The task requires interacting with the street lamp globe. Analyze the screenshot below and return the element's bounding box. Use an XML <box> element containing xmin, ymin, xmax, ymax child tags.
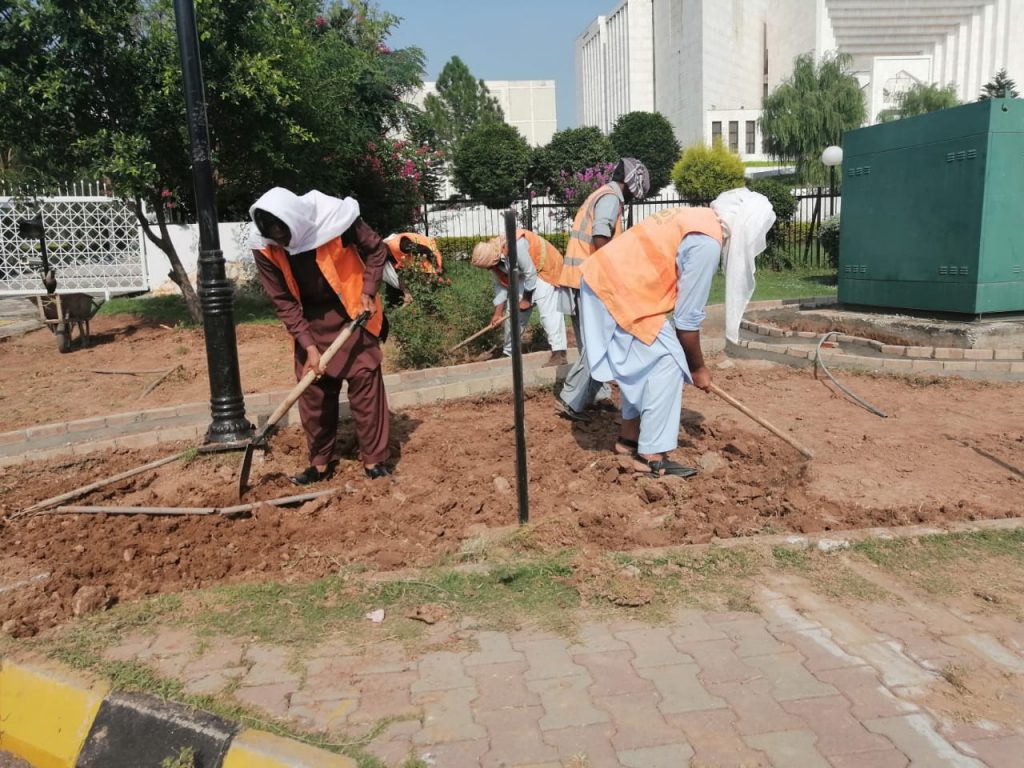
<box><xmin>821</xmin><ymin>145</ymin><xmax>843</xmax><ymax>167</ymax></box>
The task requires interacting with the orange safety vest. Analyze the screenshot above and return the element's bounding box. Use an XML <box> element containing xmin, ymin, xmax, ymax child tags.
<box><xmin>580</xmin><ymin>207</ymin><xmax>723</xmax><ymax>345</ymax></box>
<box><xmin>560</xmin><ymin>183</ymin><xmax>624</xmax><ymax>289</ymax></box>
<box><xmin>496</xmin><ymin>229</ymin><xmax>564</xmax><ymax>288</ymax></box>
<box><xmin>384</xmin><ymin>232</ymin><xmax>443</xmax><ymax>273</ymax></box>
<box><xmin>261</xmin><ymin>237</ymin><xmax>384</xmax><ymax>338</ymax></box>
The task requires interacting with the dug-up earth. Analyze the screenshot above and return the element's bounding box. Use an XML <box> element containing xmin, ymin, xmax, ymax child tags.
<box><xmin>1</xmin><ymin>308</ymin><xmax>1023</xmax><ymax>638</ymax></box>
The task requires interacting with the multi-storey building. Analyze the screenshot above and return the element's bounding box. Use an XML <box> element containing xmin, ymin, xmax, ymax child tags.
<box><xmin>576</xmin><ymin>0</ymin><xmax>1024</xmax><ymax>160</ymax></box>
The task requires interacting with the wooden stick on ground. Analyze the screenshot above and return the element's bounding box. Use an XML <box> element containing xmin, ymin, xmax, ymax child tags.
<box><xmin>20</xmin><ymin>451</ymin><xmax>188</xmax><ymax>515</ymax></box>
<box><xmin>139</xmin><ymin>365</ymin><xmax>183</xmax><ymax>399</ymax></box>
<box><xmin>51</xmin><ymin>489</ymin><xmax>335</xmax><ymax>516</ymax></box>
<box><xmin>78</xmin><ymin>368</ymin><xmax>175</xmax><ymax>376</ymax></box>
<box><xmin>708</xmin><ymin>382</ymin><xmax>815</xmax><ymax>460</ymax></box>
<box><xmin>447</xmin><ymin>315</ymin><xmax>508</xmax><ymax>354</ymax></box>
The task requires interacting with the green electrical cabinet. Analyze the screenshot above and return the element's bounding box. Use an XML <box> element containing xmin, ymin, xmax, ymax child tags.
<box><xmin>838</xmin><ymin>99</ymin><xmax>1024</xmax><ymax>315</ymax></box>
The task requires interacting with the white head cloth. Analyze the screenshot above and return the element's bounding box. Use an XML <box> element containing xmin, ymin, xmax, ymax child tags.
<box><xmin>248</xmin><ymin>187</ymin><xmax>360</xmax><ymax>254</ymax></box>
<box><xmin>711</xmin><ymin>188</ymin><xmax>776</xmax><ymax>344</ymax></box>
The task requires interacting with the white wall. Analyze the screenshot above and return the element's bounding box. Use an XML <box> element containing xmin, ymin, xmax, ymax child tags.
<box><xmin>144</xmin><ymin>221</ymin><xmax>253</xmax><ymax>295</ymax></box>
<box><xmin>706</xmin><ymin>109</ymin><xmax>767</xmax><ymax>160</ymax></box>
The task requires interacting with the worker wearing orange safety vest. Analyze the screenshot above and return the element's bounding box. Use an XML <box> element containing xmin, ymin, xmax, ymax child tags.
<box><xmin>577</xmin><ymin>189</ymin><xmax>775</xmax><ymax>479</ymax></box>
<box><xmin>556</xmin><ymin>158</ymin><xmax>651</xmax><ymax>423</ymax></box>
<box><xmin>471</xmin><ymin>229</ymin><xmax>568</xmax><ymax>367</ymax></box>
<box><xmin>250</xmin><ymin>187</ymin><xmax>394</xmax><ymax>485</ymax></box>
<box><xmin>381</xmin><ymin>232</ymin><xmax>444</xmax><ymax>305</ymax></box>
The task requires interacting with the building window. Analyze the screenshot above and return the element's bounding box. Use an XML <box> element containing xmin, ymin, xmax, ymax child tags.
<box><xmin>711</xmin><ymin>121</ymin><xmax>722</xmax><ymax>146</ymax></box>
<box><xmin>729</xmin><ymin>121</ymin><xmax>739</xmax><ymax>152</ymax></box>
<box><xmin>746</xmin><ymin>121</ymin><xmax>756</xmax><ymax>155</ymax></box>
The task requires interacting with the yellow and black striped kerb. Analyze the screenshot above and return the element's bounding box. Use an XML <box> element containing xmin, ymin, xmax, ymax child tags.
<box><xmin>0</xmin><ymin>656</ymin><xmax>355</xmax><ymax>768</ymax></box>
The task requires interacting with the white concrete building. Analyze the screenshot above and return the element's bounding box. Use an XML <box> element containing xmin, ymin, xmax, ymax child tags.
<box><xmin>576</xmin><ymin>0</ymin><xmax>1024</xmax><ymax>159</ymax></box>
<box><xmin>410</xmin><ymin>80</ymin><xmax>557</xmax><ymax>147</ymax></box>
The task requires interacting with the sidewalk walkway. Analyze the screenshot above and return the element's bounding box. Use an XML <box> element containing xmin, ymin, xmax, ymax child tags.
<box><xmin>96</xmin><ymin>558</ymin><xmax>1024</xmax><ymax>768</ymax></box>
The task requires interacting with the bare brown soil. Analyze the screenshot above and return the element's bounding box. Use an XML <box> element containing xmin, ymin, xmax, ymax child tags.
<box><xmin>3</xmin><ymin>314</ymin><xmax>1024</xmax><ymax>638</ymax></box>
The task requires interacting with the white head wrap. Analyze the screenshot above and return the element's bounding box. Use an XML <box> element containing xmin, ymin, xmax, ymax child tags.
<box><xmin>248</xmin><ymin>187</ymin><xmax>360</xmax><ymax>254</ymax></box>
<box><xmin>711</xmin><ymin>188</ymin><xmax>776</xmax><ymax>344</ymax></box>
<box><xmin>615</xmin><ymin>157</ymin><xmax>651</xmax><ymax>200</ymax></box>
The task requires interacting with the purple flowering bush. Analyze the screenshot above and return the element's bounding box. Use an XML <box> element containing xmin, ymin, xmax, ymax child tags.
<box><xmin>549</xmin><ymin>162</ymin><xmax>615</xmax><ymax>220</ymax></box>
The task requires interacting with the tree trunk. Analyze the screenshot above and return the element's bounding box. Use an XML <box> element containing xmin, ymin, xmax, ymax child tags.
<box><xmin>133</xmin><ymin>197</ymin><xmax>203</xmax><ymax>323</ymax></box>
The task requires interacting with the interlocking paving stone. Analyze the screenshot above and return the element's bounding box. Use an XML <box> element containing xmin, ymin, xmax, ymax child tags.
<box><xmin>848</xmin><ymin>641</ymin><xmax>938</xmax><ymax>689</ymax></box>
<box><xmin>566</xmin><ymin>622</ymin><xmax>630</xmax><ymax>655</ymax></box>
<box><xmin>782</xmin><ymin>695</ymin><xmax>896</xmax><ymax>756</ymax></box>
<box><xmin>957</xmin><ymin>734</ymin><xmax>1024</xmax><ymax>768</ymax></box>
<box><xmin>744</xmin><ymin>651</ymin><xmax>840</xmax><ymax>701</ymax></box>
<box><xmin>593</xmin><ymin>691</ymin><xmax>683</xmax><ymax>750</ymax></box>
<box><xmin>706</xmin><ymin>678</ymin><xmax>807</xmax><ymax>735</ymax></box>
<box><xmin>418</xmin><ymin>739</ymin><xmax>489</xmax><ymax>768</ymax></box>
<box><xmin>717</xmin><ymin>617</ymin><xmax>791</xmax><ymax>658</ymax></box>
<box><xmin>573</xmin><ymin>650</ymin><xmax>653</xmax><ymax>698</ymax></box>
<box><xmin>182</xmin><ymin>666</ymin><xmax>247</xmax><ymax>697</ymax></box>
<box><xmin>665</xmin><ymin>709</ymin><xmax>769</xmax><ymax>767</ymax></box>
<box><xmin>618</xmin><ymin>743</ymin><xmax>695</xmax><ymax>768</ymax></box>
<box><xmin>637</xmin><ymin>663</ymin><xmax>727</xmax><ymax>714</ymax></box>
<box><xmin>347</xmin><ymin>671</ymin><xmax>419</xmax><ymax>724</ymax></box>
<box><xmin>514</xmin><ymin>635</ymin><xmax>585</xmax><ymax>681</ymax></box>
<box><xmin>668</xmin><ymin>608</ymin><xmax>729</xmax><ymax>644</ymax></box>
<box><xmin>413</xmin><ymin>688</ymin><xmax>486</xmax><ymax>744</ymax></box>
<box><xmin>101</xmin><ymin>633</ymin><xmax>155</xmax><ymax>662</ymax></box>
<box><xmin>476</xmin><ymin>706</ymin><xmax>559</xmax><ymax>768</ymax></box>
<box><xmin>528</xmin><ymin>674</ymin><xmax>609</xmax><ymax>730</ymax></box>
<box><xmin>745</xmin><ymin>729</ymin><xmax>831</xmax><ymax>768</ymax></box>
<box><xmin>241</xmin><ymin>644</ymin><xmax>301</xmax><ymax>687</ymax></box>
<box><xmin>542</xmin><ymin>723</ymin><xmax>619</xmax><ymax>766</ymax></box>
<box><xmin>812</xmin><ymin>666</ymin><xmax>916</xmax><ymax>720</ymax></box>
<box><xmin>463</xmin><ymin>630</ymin><xmax>525</xmax><ymax>666</ymax></box>
<box><xmin>771</xmin><ymin>628</ymin><xmax>865</xmax><ymax>672</ymax></box>
<box><xmin>865</xmin><ymin>714</ymin><xmax>985</xmax><ymax>767</ymax></box>
<box><xmin>673</xmin><ymin>639</ymin><xmax>761</xmax><ymax>684</ymax></box>
<box><xmin>411</xmin><ymin>650</ymin><xmax>474</xmax><ymax>693</ymax></box>
<box><xmin>465</xmin><ymin>660</ymin><xmax>540</xmax><ymax>711</ymax></box>
<box><xmin>616</xmin><ymin>626</ymin><xmax>695</xmax><ymax>668</ymax></box>
<box><xmin>828</xmin><ymin>750</ymin><xmax>910</xmax><ymax>767</ymax></box>
<box><xmin>233</xmin><ymin>681</ymin><xmax>294</xmax><ymax>718</ymax></box>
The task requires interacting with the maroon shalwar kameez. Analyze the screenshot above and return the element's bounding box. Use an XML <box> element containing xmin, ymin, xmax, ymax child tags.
<box><xmin>254</xmin><ymin>219</ymin><xmax>390</xmax><ymax>468</ymax></box>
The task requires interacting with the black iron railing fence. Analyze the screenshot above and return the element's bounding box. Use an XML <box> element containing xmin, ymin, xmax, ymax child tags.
<box><xmin>420</xmin><ymin>187</ymin><xmax>839</xmax><ymax>269</ymax></box>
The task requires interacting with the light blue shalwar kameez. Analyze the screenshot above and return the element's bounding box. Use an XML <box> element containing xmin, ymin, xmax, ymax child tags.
<box><xmin>579</xmin><ymin>233</ymin><xmax>721</xmax><ymax>455</ymax></box>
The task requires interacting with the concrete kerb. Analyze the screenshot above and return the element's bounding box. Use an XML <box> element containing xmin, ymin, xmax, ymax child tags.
<box><xmin>0</xmin><ymin>655</ymin><xmax>355</xmax><ymax>768</ymax></box>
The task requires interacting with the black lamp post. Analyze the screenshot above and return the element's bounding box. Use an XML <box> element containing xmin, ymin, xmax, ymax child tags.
<box><xmin>172</xmin><ymin>0</ymin><xmax>252</xmax><ymax>444</ymax></box>
<box><xmin>821</xmin><ymin>145</ymin><xmax>843</xmax><ymax>218</ymax></box>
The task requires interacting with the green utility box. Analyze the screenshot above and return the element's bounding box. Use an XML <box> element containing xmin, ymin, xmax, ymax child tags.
<box><xmin>839</xmin><ymin>99</ymin><xmax>1024</xmax><ymax>315</ymax></box>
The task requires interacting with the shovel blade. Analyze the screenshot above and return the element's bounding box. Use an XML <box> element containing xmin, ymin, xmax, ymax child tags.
<box><xmin>237</xmin><ymin>442</ymin><xmax>256</xmax><ymax>499</ymax></box>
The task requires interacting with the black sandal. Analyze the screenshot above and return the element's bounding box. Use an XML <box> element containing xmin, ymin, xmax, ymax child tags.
<box><xmin>614</xmin><ymin>437</ymin><xmax>638</xmax><ymax>454</ymax></box>
<box><xmin>556</xmin><ymin>400</ymin><xmax>591</xmax><ymax>423</ymax></box>
<box><xmin>290</xmin><ymin>463</ymin><xmax>336</xmax><ymax>486</ymax></box>
<box><xmin>364</xmin><ymin>464</ymin><xmax>393</xmax><ymax>479</ymax></box>
<box><xmin>634</xmin><ymin>455</ymin><xmax>698</xmax><ymax>479</ymax></box>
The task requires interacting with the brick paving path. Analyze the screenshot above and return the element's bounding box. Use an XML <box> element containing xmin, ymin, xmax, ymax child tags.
<box><xmin>100</xmin><ymin>574</ymin><xmax>1024</xmax><ymax>768</ymax></box>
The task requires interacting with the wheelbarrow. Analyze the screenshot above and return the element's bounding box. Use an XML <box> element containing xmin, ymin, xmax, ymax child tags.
<box><xmin>31</xmin><ymin>292</ymin><xmax>104</xmax><ymax>352</ymax></box>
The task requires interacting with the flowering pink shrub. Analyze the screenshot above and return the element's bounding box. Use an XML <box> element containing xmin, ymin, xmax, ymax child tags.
<box><xmin>353</xmin><ymin>137</ymin><xmax>445</xmax><ymax>234</ymax></box>
<box><xmin>550</xmin><ymin>162</ymin><xmax>615</xmax><ymax>216</ymax></box>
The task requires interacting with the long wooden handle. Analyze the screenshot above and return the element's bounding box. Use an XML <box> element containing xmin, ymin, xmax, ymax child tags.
<box><xmin>256</xmin><ymin>312</ymin><xmax>370</xmax><ymax>442</ymax></box>
<box><xmin>708</xmin><ymin>382</ymin><xmax>815</xmax><ymax>459</ymax></box>
<box><xmin>447</xmin><ymin>314</ymin><xmax>508</xmax><ymax>354</ymax></box>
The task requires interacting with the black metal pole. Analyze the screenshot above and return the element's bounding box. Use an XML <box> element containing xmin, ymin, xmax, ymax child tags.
<box><xmin>173</xmin><ymin>0</ymin><xmax>252</xmax><ymax>444</ymax></box>
<box><xmin>503</xmin><ymin>210</ymin><xmax>529</xmax><ymax>525</ymax></box>
<box><xmin>829</xmin><ymin>166</ymin><xmax>836</xmax><ymax>218</ymax></box>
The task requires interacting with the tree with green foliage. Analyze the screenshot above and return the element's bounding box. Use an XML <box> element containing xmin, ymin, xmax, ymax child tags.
<box><xmin>609</xmin><ymin>111</ymin><xmax>679</xmax><ymax>194</ymax></box>
<box><xmin>877</xmin><ymin>82</ymin><xmax>959</xmax><ymax>122</ymax></box>
<box><xmin>531</xmin><ymin>126</ymin><xmax>614</xmax><ymax>191</ymax></box>
<box><xmin>760</xmin><ymin>52</ymin><xmax>866</xmax><ymax>183</ymax></box>
<box><xmin>452</xmin><ymin>122</ymin><xmax>531</xmax><ymax>208</ymax></box>
<box><xmin>671</xmin><ymin>143</ymin><xmax>745</xmax><ymax>201</ymax></box>
<box><xmin>979</xmin><ymin>68</ymin><xmax>1019</xmax><ymax>100</ymax></box>
<box><xmin>422</xmin><ymin>56</ymin><xmax>503</xmax><ymax>155</ymax></box>
<box><xmin>0</xmin><ymin>0</ymin><xmax>424</xmax><ymax>322</ymax></box>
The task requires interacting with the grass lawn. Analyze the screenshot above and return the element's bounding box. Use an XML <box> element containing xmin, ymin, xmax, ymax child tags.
<box><xmin>707</xmin><ymin>267</ymin><xmax>836</xmax><ymax>305</ymax></box>
<box><xmin>100</xmin><ymin>267</ymin><xmax>838</xmax><ymax>328</ymax></box>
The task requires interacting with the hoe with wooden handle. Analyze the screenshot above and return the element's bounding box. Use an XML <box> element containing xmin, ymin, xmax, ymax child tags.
<box><xmin>238</xmin><ymin>311</ymin><xmax>371</xmax><ymax>498</ymax></box>
<box><xmin>708</xmin><ymin>382</ymin><xmax>815</xmax><ymax>459</ymax></box>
